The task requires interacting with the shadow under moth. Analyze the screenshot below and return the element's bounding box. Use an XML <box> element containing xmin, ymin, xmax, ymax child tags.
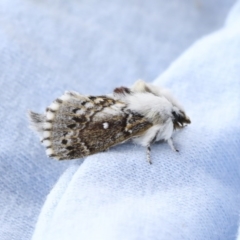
<box><xmin>29</xmin><ymin>80</ymin><xmax>190</xmax><ymax>164</ymax></box>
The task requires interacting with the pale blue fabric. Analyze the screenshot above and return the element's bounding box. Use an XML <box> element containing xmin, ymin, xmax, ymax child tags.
<box><xmin>0</xmin><ymin>0</ymin><xmax>239</xmax><ymax>240</ymax></box>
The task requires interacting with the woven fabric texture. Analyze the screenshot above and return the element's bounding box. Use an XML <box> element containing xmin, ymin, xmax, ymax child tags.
<box><xmin>0</xmin><ymin>0</ymin><xmax>239</xmax><ymax>239</ymax></box>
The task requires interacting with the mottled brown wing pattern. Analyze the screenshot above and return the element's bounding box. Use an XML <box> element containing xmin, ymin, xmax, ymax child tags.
<box><xmin>40</xmin><ymin>92</ymin><xmax>152</xmax><ymax>160</ymax></box>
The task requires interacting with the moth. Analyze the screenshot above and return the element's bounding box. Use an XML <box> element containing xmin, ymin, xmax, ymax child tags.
<box><xmin>29</xmin><ymin>80</ymin><xmax>190</xmax><ymax>164</ymax></box>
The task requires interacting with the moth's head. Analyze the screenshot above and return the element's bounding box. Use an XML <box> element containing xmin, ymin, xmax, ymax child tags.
<box><xmin>172</xmin><ymin>108</ymin><xmax>191</xmax><ymax>129</ymax></box>
<box><xmin>132</xmin><ymin>80</ymin><xmax>191</xmax><ymax>127</ymax></box>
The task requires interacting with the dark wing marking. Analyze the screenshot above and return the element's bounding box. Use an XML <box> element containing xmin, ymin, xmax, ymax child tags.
<box><xmin>29</xmin><ymin>91</ymin><xmax>152</xmax><ymax>160</ymax></box>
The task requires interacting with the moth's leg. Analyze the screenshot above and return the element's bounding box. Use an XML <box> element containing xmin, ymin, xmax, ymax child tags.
<box><xmin>167</xmin><ymin>137</ymin><xmax>179</xmax><ymax>152</ymax></box>
<box><xmin>146</xmin><ymin>130</ymin><xmax>159</xmax><ymax>164</ymax></box>
<box><xmin>146</xmin><ymin>144</ymin><xmax>152</xmax><ymax>164</ymax></box>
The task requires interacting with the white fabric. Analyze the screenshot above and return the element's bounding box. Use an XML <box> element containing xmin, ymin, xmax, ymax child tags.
<box><xmin>0</xmin><ymin>0</ymin><xmax>238</xmax><ymax>239</ymax></box>
<box><xmin>32</xmin><ymin>1</ymin><xmax>240</xmax><ymax>240</ymax></box>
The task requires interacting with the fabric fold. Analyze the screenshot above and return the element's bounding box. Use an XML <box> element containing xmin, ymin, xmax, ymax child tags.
<box><xmin>32</xmin><ymin>1</ymin><xmax>240</xmax><ymax>240</ymax></box>
<box><xmin>0</xmin><ymin>0</ymin><xmax>238</xmax><ymax>240</ymax></box>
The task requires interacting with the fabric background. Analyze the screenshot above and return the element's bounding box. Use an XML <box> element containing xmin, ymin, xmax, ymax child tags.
<box><xmin>0</xmin><ymin>0</ymin><xmax>239</xmax><ymax>239</ymax></box>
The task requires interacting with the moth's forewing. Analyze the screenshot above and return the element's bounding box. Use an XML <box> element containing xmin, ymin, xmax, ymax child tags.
<box><xmin>34</xmin><ymin>93</ymin><xmax>152</xmax><ymax>160</ymax></box>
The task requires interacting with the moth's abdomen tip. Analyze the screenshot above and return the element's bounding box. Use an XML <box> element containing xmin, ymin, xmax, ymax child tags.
<box><xmin>28</xmin><ymin>110</ymin><xmax>47</xmax><ymax>135</ymax></box>
<box><xmin>28</xmin><ymin>110</ymin><xmax>42</xmax><ymax>122</ymax></box>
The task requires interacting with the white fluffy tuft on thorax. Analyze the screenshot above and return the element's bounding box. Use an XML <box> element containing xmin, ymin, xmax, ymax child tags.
<box><xmin>125</xmin><ymin>92</ymin><xmax>173</xmax><ymax>124</ymax></box>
